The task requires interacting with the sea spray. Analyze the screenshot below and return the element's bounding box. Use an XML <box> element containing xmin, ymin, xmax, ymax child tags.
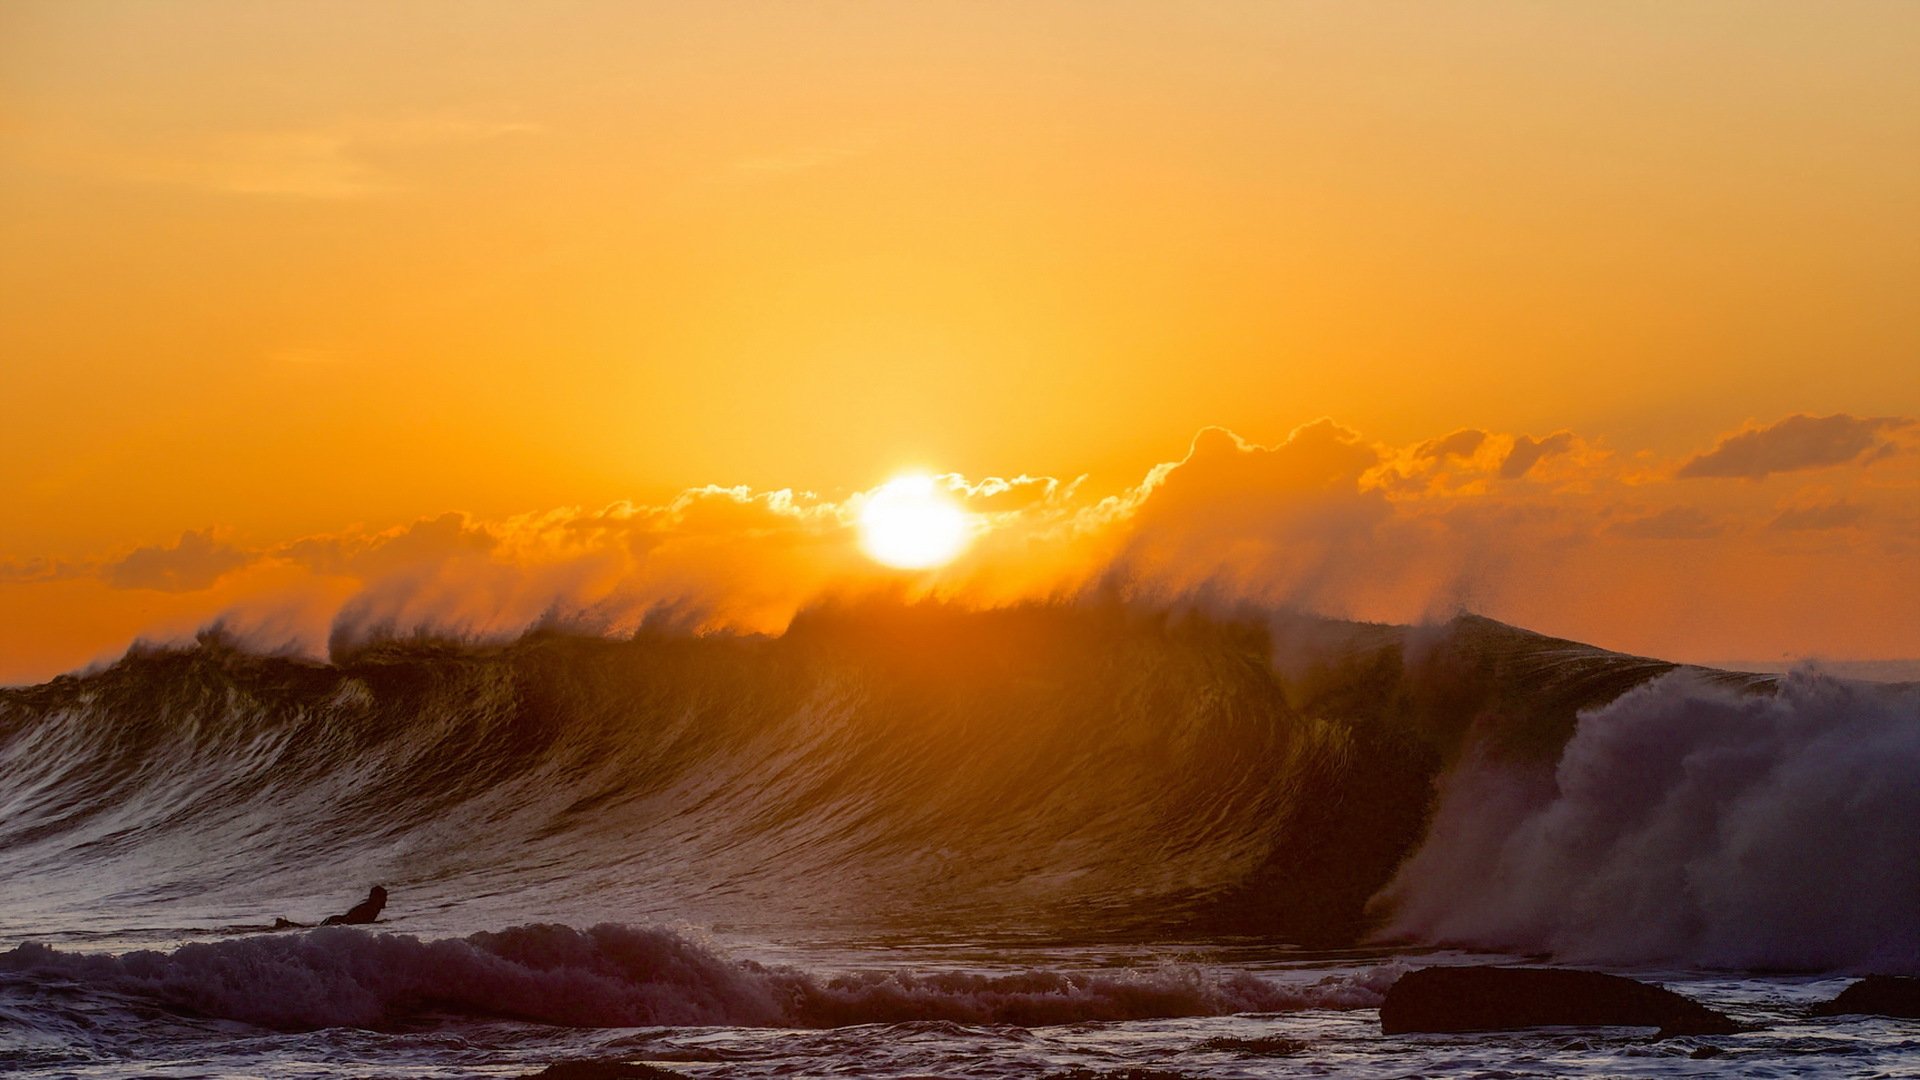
<box><xmin>1377</xmin><ymin>668</ymin><xmax>1920</xmax><ymax>973</ymax></box>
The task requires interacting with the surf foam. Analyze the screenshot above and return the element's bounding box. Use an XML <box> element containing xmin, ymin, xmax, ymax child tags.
<box><xmin>1378</xmin><ymin>669</ymin><xmax>1920</xmax><ymax>973</ymax></box>
<box><xmin>0</xmin><ymin>923</ymin><xmax>1391</xmax><ymax>1031</ymax></box>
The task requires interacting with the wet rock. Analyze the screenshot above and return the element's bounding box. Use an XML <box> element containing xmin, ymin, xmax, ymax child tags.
<box><xmin>1812</xmin><ymin>975</ymin><xmax>1920</xmax><ymax>1020</ymax></box>
<box><xmin>1379</xmin><ymin>966</ymin><xmax>1743</xmax><ymax>1037</ymax></box>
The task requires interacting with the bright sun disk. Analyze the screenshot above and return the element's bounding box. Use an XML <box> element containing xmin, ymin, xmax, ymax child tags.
<box><xmin>858</xmin><ymin>474</ymin><xmax>970</xmax><ymax>570</ymax></box>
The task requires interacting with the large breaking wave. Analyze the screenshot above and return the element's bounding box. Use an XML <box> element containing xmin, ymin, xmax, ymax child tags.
<box><xmin>1</xmin><ymin>599</ymin><xmax>1912</xmax><ymax>979</ymax></box>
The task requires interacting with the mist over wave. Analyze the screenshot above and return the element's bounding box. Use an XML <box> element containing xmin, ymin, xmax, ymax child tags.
<box><xmin>1377</xmin><ymin>669</ymin><xmax>1920</xmax><ymax>973</ymax></box>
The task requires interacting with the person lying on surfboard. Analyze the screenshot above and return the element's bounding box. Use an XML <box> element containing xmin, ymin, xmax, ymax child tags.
<box><xmin>273</xmin><ymin>885</ymin><xmax>387</xmax><ymax>929</ymax></box>
<box><xmin>322</xmin><ymin>884</ymin><xmax>387</xmax><ymax>925</ymax></box>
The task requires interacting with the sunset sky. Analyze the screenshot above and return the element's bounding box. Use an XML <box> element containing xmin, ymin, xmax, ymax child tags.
<box><xmin>3</xmin><ymin>2</ymin><xmax>1917</xmax><ymax>682</ymax></box>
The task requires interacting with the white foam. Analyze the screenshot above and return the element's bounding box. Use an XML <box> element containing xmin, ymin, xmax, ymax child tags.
<box><xmin>0</xmin><ymin>922</ymin><xmax>1390</xmax><ymax>1031</ymax></box>
<box><xmin>1378</xmin><ymin>669</ymin><xmax>1920</xmax><ymax>973</ymax></box>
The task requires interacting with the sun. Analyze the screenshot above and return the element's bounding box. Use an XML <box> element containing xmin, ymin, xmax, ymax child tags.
<box><xmin>858</xmin><ymin>474</ymin><xmax>971</xmax><ymax>570</ymax></box>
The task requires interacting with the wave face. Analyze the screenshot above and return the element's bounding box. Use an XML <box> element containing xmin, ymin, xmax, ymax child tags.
<box><xmin>1377</xmin><ymin>669</ymin><xmax>1920</xmax><ymax>973</ymax></box>
<box><xmin>0</xmin><ymin>603</ymin><xmax>1674</xmax><ymax>945</ymax></box>
<box><xmin>5</xmin><ymin>599</ymin><xmax>1911</xmax><ymax>975</ymax></box>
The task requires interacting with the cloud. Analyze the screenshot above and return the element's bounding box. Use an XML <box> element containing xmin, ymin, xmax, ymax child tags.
<box><xmin>1677</xmin><ymin>414</ymin><xmax>1911</xmax><ymax>480</ymax></box>
<box><xmin>1113</xmin><ymin>421</ymin><xmax>1403</xmax><ymax>608</ymax></box>
<box><xmin>1416</xmin><ymin>429</ymin><xmax>1488</xmax><ymax>461</ymax></box>
<box><xmin>0</xmin><ymin>557</ymin><xmax>84</xmax><ymax>585</ymax></box>
<box><xmin>729</xmin><ymin>136</ymin><xmax>873</xmax><ymax>180</ymax></box>
<box><xmin>280</xmin><ymin>512</ymin><xmax>498</xmax><ymax>578</ymax></box>
<box><xmin>949</xmin><ymin>474</ymin><xmax>1082</xmax><ymax>516</ymax></box>
<box><xmin>1769</xmin><ymin>501</ymin><xmax>1869</xmax><ymax>532</ymax></box>
<box><xmin>1131</xmin><ymin>422</ymin><xmax>1385</xmax><ymax>533</ymax></box>
<box><xmin>105</xmin><ymin>529</ymin><xmax>252</xmax><ymax>591</ymax></box>
<box><xmin>1500</xmin><ymin>432</ymin><xmax>1576</xmax><ymax>479</ymax></box>
<box><xmin>1607</xmin><ymin>507</ymin><xmax>1725</xmax><ymax>541</ymax></box>
<box><xmin>9</xmin><ymin>114</ymin><xmax>538</xmax><ymax>200</ymax></box>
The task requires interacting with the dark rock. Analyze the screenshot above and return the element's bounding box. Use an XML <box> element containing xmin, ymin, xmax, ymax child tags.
<box><xmin>1812</xmin><ymin>975</ymin><xmax>1920</xmax><ymax>1019</ymax></box>
<box><xmin>1379</xmin><ymin>966</ymin><xmax>1743</xmax><ymax>1037</ymax></box>
<box><xmin>520</xmin><ymin>1061</ymin><xmax>682</xmax><ymax>1080</ymax></box>
<box><xmin>1690</xmin><ymin>1045</ymin><xmax>1726</xmax><ymax>1059</ymax></box>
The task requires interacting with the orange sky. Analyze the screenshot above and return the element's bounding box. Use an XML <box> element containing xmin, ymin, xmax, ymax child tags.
<box><xmin>2</xmin><ymin>3</ymin><xmax>1917</xmax><ymax>682</ymax></box>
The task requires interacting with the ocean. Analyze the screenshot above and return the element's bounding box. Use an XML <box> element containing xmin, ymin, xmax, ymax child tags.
<box><xmin>2</xmin><ymin>602</ymin><xmax>1915</xmax><ymax>1077</ymax></box>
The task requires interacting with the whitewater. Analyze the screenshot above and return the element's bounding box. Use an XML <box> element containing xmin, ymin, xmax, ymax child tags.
<box><xmin>1</xmin><ymin>601</ymin><xmax>1915</xmax><ymax>1077</ymax></box>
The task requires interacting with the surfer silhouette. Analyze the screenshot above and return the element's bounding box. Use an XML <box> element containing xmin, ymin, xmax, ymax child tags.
<box><xmin>322</xmin><ymin>885</ymin><xmax>388</xmax><ymax>925</ymax></box>
<box><xmin>273</xmin><ymin>885</ymin><xmax>387</xmax><ymax>930</ymax></box>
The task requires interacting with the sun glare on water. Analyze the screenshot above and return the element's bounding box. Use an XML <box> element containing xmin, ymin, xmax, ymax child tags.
<box><xmin>858</xmin><ymin>474</ymin><xmax>971</xmax><ymax>570</ymax></box>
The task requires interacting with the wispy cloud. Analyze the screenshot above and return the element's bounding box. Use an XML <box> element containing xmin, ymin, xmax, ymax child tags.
<box><xmin>106</xmin><ymin>529</ymin><xmax>251</xmax><ymax>591</ymax></box>
<box><xmin>726</xmin><ymin>136</ymin><xmax>874</xmax><ymax>182</ymax></box>
<box><xmin>1501</xmin><ymin>432</ymin><xmax>1576</xmax><ymax>479</ymax></box>
<box><xmin>1</xmin><ymin>529</ymin><xmax>251</xmax><ymax>591</ymax></box>
<box><xmin>1769</xmin><ymin>501</ymin><xmax>1869</xmax><ymax>532</ymax></box>
<box><xmin>1415</xmin><ymin>429</ymin><xmax>1488</xmax><ymax>462</ymax></box>
<box><xmin>1607</xmin><ymin>506</ymin><xmax>1725</xmax><ymax>541</ymax></box>
<box><xmin>7</xmin><ymin>114</ymin><xmax>538</xmax><ymax>200</ymax></box>
<box><xmin>1678</xmin><ymin>413</ymin><xmax>1911</xmax><ymax>480</ymax></box>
